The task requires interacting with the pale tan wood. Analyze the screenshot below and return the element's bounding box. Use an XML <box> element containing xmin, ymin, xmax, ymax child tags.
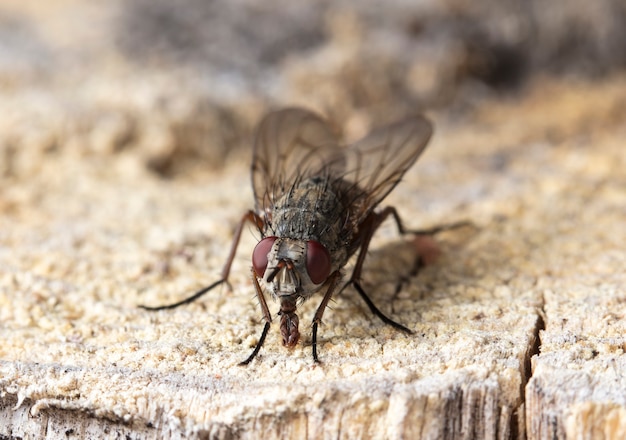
<box><xmin>2</xmin><ymin>81</ymin><xmax>626</xmax><ymax>439</ymax></box>
<box><xmin>1</xmin><ymin>3</ymin><xmax>626</xmax><ymax>440</ymax></box>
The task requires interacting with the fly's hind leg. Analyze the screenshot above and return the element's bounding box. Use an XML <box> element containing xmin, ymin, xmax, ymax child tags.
<box><xmin>140</xmin><ymin>210</ymin><xmax>265</xmax><ymax>311</ymax></box>
<box><xmin>386</xmin><ymin>209</ymin><xmax>473</xmax><ymax>238</ymax></box>
<box><xmin>382</xmin><ymin>208</ymin><xmax>474</xmax><ymax>294</ymax></box>
<box><xmin>341</xmin><ymin>207</ymin><xmax>414</xmax><ymax>334</ymax></box>
<box><xmin>343</xmin><ymin>207</ymin><xmax>472</xmax><ymax>331</ymax></box>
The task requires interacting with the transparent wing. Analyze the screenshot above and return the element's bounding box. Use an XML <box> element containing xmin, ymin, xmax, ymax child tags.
<box><xmin>340</xmin><ymin>116</ymin><xmax>433</xmax><ymax>223</ymax></box>
<box><xmin>252</xmin><ymin>108</ymin><xmax>343</xmax><ymax>213</ymax></box>
<box><xmin>251</xmin><ymin>108</ymin><xmax>433</xmax><ymax>226</ymax></box>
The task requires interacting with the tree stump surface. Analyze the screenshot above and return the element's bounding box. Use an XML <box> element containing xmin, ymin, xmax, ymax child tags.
<box><xmin>1</xmin><ymin>2</ymin><xmax>625</xmax><ymax>439</ymax></box>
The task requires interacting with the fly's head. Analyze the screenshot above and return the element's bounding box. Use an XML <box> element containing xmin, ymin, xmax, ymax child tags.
<box><xmin>252</xmin><ymin>236</ymin><xmax>332</xmax><ymax>301</ymax></box>
<box><xmin>252</xmin><ymin>236</ymin><xmax>332</xmax><ymax>348</ymax></box>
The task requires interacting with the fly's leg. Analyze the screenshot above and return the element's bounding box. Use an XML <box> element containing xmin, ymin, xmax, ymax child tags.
<box><xmin>344</xmin><ymin>207</ymin><xmax>471</xmax><ymax>332</ymax></box>
<box><xmin>337</xmin><ymin>207</ymin><xmax>412</xmax><ymax>334</ymax></box>
<box><xmin>310</xmin><ymin>271</ymin><xmax>341</xmax><ymax>363</ymax></box>
<box><xmin>382</xmin><ymin>208</ymin><xmax>473</xmax><ymax>237</ymax></box>
<box><xmin>140</xmin><ymin>210</ymin><xmax>265</xmax><ymax>311</ymax></box>
<box><xmin>379</xmin><ymin>209</ymin><xmax>473</xmax><ymax>295</ymax></box>
<box><xmin>239</xmin><ymin>268</ymin><xmax>273</xmax><ymax>365</ymax></box>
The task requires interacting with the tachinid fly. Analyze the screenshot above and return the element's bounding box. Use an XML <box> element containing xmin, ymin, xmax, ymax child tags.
<box><xmin>142</xmin><ymin>107</ymin><xmax>448</xmax><ymax>364</ymax></box>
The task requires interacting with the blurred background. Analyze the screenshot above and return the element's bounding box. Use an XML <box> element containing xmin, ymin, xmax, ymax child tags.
<box><xmin>1</xmin><ymin>0</ymin><xmax>625</xmax><ymax>179</ymax></box>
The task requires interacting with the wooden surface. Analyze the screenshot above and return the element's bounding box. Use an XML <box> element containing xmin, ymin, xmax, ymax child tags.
<box><xmin>1</xmin><ymin>2</ymin><xmax>626</xmax><ymax>439</ymax></box>
<box><xmin>2</xmin><ymin>78</ymin><xmax>625</xmax><ymax>439</ymax></box>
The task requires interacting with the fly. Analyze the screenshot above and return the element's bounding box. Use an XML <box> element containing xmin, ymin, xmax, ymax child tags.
<box><xmin>142</xmin><ymin>107</ymin><xmax>461</xmax><ymax>364</ymax></box>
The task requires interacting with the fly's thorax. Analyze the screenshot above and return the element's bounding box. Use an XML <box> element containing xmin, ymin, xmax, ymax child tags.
<box><xmin>270</xmin><ymin>179</ymin><xmax>345</xmax><ymax>250</ymax></box>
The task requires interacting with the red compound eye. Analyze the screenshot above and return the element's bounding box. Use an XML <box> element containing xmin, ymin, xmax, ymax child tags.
<box><xmin>306</xmin><ymin>240</ymin><xmax>331</xmax><ymax>284</ymax></box>
<box><xmin>252</xmin><ymin>236</ymin><xmax>276</xmax><ymax>278</ymax></box>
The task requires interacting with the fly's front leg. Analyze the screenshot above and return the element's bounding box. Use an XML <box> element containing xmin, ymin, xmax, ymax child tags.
<box><xmin>239</xmin><ymin>268</ymin><xmax>273</xmax><ymax>365</ymax></box>
<box><xmin>140</xmin><ymin>210</ymin><xmax>265</xmax><ymax>311</ymax></box>
<box><xmin>311</xmin><ymin>271</ymin><xmax>341</xmax><ymax>363</ymax></box>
